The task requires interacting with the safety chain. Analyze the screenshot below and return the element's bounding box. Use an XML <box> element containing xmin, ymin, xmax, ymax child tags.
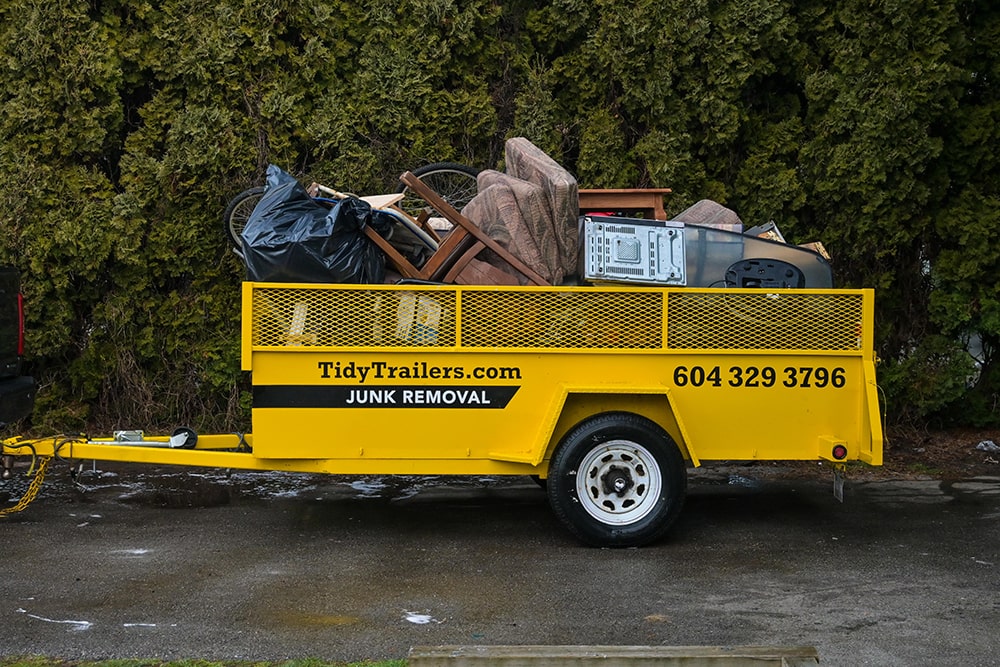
<box><xmin>0</xmin><ymin>456</ymin><xmax>51</xmax><ymax>517</ymax></box>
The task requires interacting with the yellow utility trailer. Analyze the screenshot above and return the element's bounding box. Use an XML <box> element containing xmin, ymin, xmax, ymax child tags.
<box><xmin>3</xmin><ymin>281</ymin><xmax>882</xmax><ymax>546</ymax></box>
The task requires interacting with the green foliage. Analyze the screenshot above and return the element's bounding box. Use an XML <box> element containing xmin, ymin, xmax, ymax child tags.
<box><xmin>0</xmin><ymin>0</ymin><xmax>997</xmax><ymax>432</ymax></box>
<box><xmin>877</xmin><ymin>334</ymin><xmax>977</xmax><ymax>426</ymax></box>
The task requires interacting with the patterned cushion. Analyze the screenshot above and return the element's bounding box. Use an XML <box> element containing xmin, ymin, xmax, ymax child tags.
<box><xmin>503</xmin><ymin>137</ymin><xmax>579</xmax><ymax>278</ymax></box>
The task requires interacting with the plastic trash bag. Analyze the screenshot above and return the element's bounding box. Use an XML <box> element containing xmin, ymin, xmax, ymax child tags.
<box><xmin>242</xmin><ymin>165</ymin><xmax>392</xmax><ymax>283</ymax></box>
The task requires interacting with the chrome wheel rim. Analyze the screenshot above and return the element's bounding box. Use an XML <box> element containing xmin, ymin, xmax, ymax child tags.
<box><xmin>575</xmin><ymin>440</ymin><xmax>662</xmax><ymax>526</ymax></box>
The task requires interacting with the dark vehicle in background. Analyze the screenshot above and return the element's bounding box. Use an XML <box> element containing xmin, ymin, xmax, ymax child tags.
<box><xmin>0</xmin><ymin>267</ymin><xmax>35</xmax><ymax>428</ymax></box>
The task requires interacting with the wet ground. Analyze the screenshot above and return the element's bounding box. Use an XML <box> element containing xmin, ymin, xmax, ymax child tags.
<box><xmin>2</xmin><ymin>462</ymin><xmax>999</xmax><ymax>666</ymax></box>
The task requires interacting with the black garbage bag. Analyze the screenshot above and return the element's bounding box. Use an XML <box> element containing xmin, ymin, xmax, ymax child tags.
<box><xmin>242</xmin><ymin>165</ymin><xmax>393</xmax><ymax>283</ymax></box>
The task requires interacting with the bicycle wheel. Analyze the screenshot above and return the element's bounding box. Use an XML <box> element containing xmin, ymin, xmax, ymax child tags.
<box><xmin>395</xmin><ymin>162</ymin><xmax>480</xmax><ymax>218</ymax></box>
<box><xmin>223</xmin><ymin>186</ymin><xmax>265</xmax><ymax>250</ymax></box>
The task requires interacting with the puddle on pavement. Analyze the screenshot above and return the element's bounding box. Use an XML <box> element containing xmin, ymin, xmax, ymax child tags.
<box><xmin>1</xmin><ymin>460</ymin><xmax>536</xmax><ymax>510</ymax></box>
<box><xmin>725</xmin><ymin>474</ymin><xmax>763</xmax><ymax>489</ymax></box>
<box><xmin>941</xmin><ymin>477</ymin><xmax>1000</xmax><ymax>504</ymax></box>
<box><xmin>5</xmin><ymin>456</ymin><xmax>998</xmax><ymax>515</ymax></box>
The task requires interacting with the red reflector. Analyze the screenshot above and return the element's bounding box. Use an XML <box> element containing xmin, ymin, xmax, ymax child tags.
<box><xmin>17</xmin><ymin>292</ymin><xmax>24</xmax><ymax>356</ymax></box>
<box><xmin>832</xmin><ymin>444</ymin><xmax>848</xmax><ymax>460</ymax></box>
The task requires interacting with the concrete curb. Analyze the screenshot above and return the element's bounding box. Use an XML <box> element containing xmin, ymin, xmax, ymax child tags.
<box><xmin>408</xmin><ymin>645</ymin><xmax>820</xmax><ymax>666</ymax></box>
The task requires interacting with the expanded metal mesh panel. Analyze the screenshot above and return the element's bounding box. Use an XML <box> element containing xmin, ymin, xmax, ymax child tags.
<box><xmin>460</xmin><ymin>290</ymin><xmax>663</xmax><ymax>349</ymax></box>
<box><xmin>666</xmin><ymin>292</ymin><xmax>864</xmax><ymax>351</ymax></box>
<box><xmin>250</xmin><ymin>286</ymin><xmax>865</xmax><ymax>353</ymax></box>
<box><xmin>251</xmin><ymin>287</ymin><xmax>457</xmax><ymax>348</ymax></box>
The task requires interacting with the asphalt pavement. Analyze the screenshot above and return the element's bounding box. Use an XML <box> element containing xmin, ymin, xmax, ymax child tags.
<box><xmin>2</xmin><ymin>463</ymin><xmax>998</xmax><ymax>666</ymax></box>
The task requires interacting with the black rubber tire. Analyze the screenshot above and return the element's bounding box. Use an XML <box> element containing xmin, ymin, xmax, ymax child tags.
<box><xmin>395</xmin><ymin>161</ymin><xmax>480</xmax><ymax>217</ymax></box>
<box><xmin>547</xmin><ymin>412</ymin><xmax>687</xmax><ymax>547</ymax></box>
<box><xmin>222</xmin><ymin>186</ymin><xmax>265</xmax><ymax>250</ymax></box>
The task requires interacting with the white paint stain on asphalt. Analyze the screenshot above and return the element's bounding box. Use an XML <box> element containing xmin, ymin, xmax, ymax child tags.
<box><xmin>110</xmin><ymin>548</ymin><xmax>150</xmax><ymax>556</ymax></box>
<box><xmin>16</xmin><ymin>608</ymin><xmax>91</xmax><ymax>631</ymax></box>
<box><xmin>404</xmin><ymin>610</ymin><xmax>442</xmax><ymax>624</ymax></box>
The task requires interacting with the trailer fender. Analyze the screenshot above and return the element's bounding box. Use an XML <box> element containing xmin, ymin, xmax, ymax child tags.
<box><xmin>513</xmin><ymin>385</ymin><xmax>700</xmax><ymax>472</ymax></box>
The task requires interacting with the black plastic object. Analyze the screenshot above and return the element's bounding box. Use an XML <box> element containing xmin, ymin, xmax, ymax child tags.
<box><xmin>725</xmin><ymin>259</ymin><xmax>806</xmax><ymax>289</ymax></box>
<box><xmin>242</xmin><ymin>165</ymin><xmax>392</xmax><ymax>283</ymax></box>
<box><xmin>171</xmin><ymin>427</ymin><xmax>198</xmax><ymax>449</ymax></box>
<box><xmin>682</xmin><ymin>223</ymin><xmax>832</xmax><ymax>288</ymax></box>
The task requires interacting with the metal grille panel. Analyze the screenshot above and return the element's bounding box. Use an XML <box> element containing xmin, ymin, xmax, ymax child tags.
<box><xmin>249</xmin><ymin>285</ymin><xmax>866</xmax><ymax>353</ymax></box>
<box><xmin>460</xmin><ymin>290</ymin><xmax>663</xmax><ymax>349</ymax></box>
<box><xmin>251</xmin><ymin>287</ymin><xmax>457</xmax><ymax>348</ymax></box>
<box><xmin>667</xmin><ymin>292</ymin><xmax>864</xmax><ymax>351</ymax></box>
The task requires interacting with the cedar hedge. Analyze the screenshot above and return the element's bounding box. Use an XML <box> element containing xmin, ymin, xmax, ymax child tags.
<box><xmin>0</xmin><ymin>0</ymin><xmax>996</xmax><ymax>433</ymax></box>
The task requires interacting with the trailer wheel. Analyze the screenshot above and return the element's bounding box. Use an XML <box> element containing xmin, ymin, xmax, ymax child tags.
<box><xmin>395</xmin><ymin>162</ymin><xmax>480</xmax><ymax>218</ymax></box>
<box><xmin>547</xmin><ymin>412</ymin><xmax>686</xmax><ymax>547</ymax></box>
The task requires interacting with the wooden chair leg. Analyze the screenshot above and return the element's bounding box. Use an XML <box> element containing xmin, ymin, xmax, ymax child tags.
<box><xmin>399</xmin><ymin>171</ymin><xmax>551</xmax><ymax>286</ymax></box>
<box><xmin>411</xmin><ymin>208</ymin><xmax>443</xmax><ymax>244</ymax></box>
<box><xmin>363</xmin><ymin>226</ymin><xmax>421</xmax><ymax>279</ymax></box>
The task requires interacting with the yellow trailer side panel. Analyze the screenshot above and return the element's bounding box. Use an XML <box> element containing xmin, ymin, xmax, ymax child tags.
<box><xmin>245</xmin><ymin>283</ymin><xmax>881</xmax><ymax>471</ymax></box>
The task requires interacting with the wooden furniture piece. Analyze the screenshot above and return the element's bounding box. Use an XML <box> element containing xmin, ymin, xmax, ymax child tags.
<box><xmin>364</xmin><ymin>172</ymin><xmax>550</xmax><ymax>286</ymax></box>
<box><xmin>402</xmin><ymin>171</ymin><xmax>550</xmax><ymax>285</ymax></box>
<box><xmin>578</xmin><ymin>188</ymin><xmax>672</xmax><ymax>221</ymax></box>
<box><xmin>358</xmin><ymin>193</ymin><xmax>441</xmax><ymax>243</ymax></box>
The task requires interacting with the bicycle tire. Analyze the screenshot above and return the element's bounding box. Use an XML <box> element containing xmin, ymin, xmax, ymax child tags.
<box><xmin>223</xmin><ymin>186</ymin><xmax>265</xmax><ymax>250</ymax></box>
<box><xmin>395</xmin><ymin>162</ymin><xmax>480</xmax><ymax>218</ymax></box>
